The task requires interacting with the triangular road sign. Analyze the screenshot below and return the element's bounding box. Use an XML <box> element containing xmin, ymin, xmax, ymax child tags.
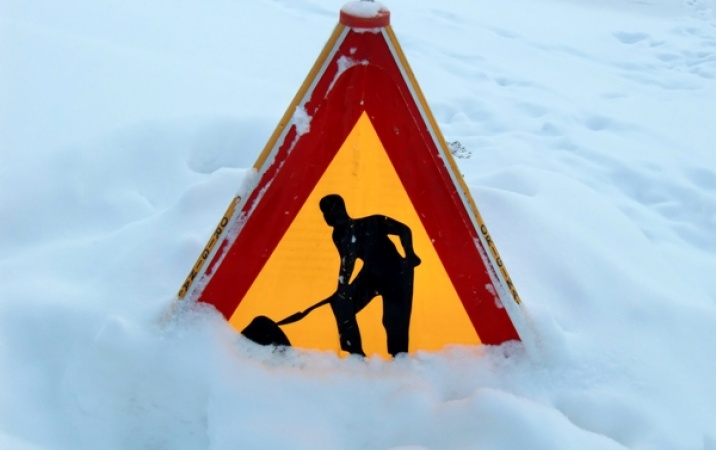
<box><xmin>174</xmin><ymin>1</ymin><xmax>523</xmax><ymax>358</ymax></box>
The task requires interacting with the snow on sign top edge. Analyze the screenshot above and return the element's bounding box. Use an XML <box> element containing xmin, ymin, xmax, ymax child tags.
<box><xmin>340</xmin><ymin>1</ymin><xmax>390</xmax><ymax>27</ymax></box>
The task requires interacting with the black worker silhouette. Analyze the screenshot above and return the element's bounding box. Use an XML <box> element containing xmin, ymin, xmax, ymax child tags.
<box><xmin>319</xmin><ymin>194</ymin><xmax>421</xmax><ymax>357</ymax></box>
<box><xmin>240</xmin><ymin>194</ymin><xmax>421</xmax><ymax>357</ymax></box>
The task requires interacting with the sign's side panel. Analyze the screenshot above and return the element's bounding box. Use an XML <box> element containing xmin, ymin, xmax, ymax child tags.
<box><xmin>177</xmin><ymin>24</ymin><xmax>347</xmax><ymax>310</ymax></box>
<box><xmin>175</xmin><ymin>24</ymin><xmax>349</xmax><ymax>310</ymax></box>
<box><xmin>382</xmin><ymin>27</ymin><xmax>523</xmax><ymax>308</ymax></box>
<box><xmin>336</xmin><ymin>29</ymin><xmax>521</xmax><ymax>344</ymax></box>
<box><xmin>194</xmin><ymin>29</ymin><xmax>371</xmax><ymax>319</ymax></box>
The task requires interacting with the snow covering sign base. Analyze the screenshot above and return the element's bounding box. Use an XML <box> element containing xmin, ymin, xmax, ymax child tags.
<box><xmin>174</xmin><ymin>1</ymin><xmax>523</xmax><ymax>358</ymax></box>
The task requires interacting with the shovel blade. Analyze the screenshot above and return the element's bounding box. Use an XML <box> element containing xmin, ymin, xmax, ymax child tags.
<box><xmin>241</xmin><ymin>315</ymin><xmax>292</xmax><ymax>347</ymax></box>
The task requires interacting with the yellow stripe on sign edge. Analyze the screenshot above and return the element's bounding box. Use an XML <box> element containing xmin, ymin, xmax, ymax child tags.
<box><xmin>177</xmin><ymin>196</ymin><xmax>239</xmax><ymax>300</ymax></box>
<box><xmin>254</xmin><ymin>23</ymin><xmax>347</xmax><ymax>171</ymax></box>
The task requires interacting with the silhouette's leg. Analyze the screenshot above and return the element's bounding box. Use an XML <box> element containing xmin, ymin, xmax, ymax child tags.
<box><xmin>382</xmin><ymin>266</ymin><xmax>414</xmax><ymax>356</ymax></box>
<box><xmin>329</xmin><ymin>292</ymin><xmax>365</xmax><ymax>356</ymax></box>
<box><xmin>351</xmin><ymin>272</ymin><xmax>380</xmax><ymax>314</ymax></box>
<box><xmin>383</xmin><ymin>298</ymin><xmax>411</xmax><ymax>356</ymax></box>
<box><xmin>330</xmin><ymin>272</ymin><xmax>380</xmax><ymax>356</ymax></box>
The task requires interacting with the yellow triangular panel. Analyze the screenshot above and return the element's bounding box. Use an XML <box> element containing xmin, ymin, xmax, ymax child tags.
<box><xmin>229</xmin><ymin>112</ymin><xmax>480</xmax><ymax>357</ymax></box>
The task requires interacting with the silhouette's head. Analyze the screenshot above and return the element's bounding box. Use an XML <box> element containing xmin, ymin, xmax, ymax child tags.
<box><xmin>320</xmin><ymin>194</ymin><xmax>349</xmax><ymax>227</ymax></box>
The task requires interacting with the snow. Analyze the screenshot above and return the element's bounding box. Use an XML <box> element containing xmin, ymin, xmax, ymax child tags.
<box><xmin>293</xmin><ymin>106</ymin><xmax>312</xmax><ymax>136</ymax></box>
<box><xmin>1</xmin><ymin>0</ymin><xmax>716</xmax><ymax>449</ymax></box>
<box><xmin>341</xmin><ymin>1</ymin><xmax>390</xmax><ymax>19</ymax></box>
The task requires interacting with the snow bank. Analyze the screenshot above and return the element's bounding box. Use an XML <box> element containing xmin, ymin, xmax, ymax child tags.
<box><xmin>1</xmin><ymin>0</ymin><xmax>715</xmax><ymax>449</ymax></box>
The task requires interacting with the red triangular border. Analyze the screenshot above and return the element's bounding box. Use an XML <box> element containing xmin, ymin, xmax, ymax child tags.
<box><xmin>195</xmin><ymin>28</ymin><xmax>520</xmax><ymax>345</ymax></box>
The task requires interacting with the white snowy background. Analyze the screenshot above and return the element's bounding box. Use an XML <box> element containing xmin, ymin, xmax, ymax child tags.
<box><xmin>2</xmin><ymin>0</ymin><xmax>716</xmax><ymax>449</ymax></box>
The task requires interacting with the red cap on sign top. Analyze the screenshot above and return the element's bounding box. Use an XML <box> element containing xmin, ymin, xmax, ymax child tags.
<box><xmin>340</xmin><ymin>0</ymin><xmax>390</xmax><ymax>28</ymax></box>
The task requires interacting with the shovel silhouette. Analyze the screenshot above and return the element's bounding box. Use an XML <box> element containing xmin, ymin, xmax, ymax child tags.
<box><xmin>241</xmin><ymin>295</ymin><xmax>334</xmax><ymax>347</ymax></box>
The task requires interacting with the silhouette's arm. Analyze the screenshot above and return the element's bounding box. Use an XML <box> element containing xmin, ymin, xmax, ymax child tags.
<box><xmin>381</xmin><ymin>216</ymin><xmax>421</xmax><ymax>266</ymax></box>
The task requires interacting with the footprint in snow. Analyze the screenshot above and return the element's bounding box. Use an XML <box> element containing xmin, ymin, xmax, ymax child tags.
<box><xmin>613</xmin><ymin>31</ymin><xmax>650</xmax><ymax>45</ymax></box>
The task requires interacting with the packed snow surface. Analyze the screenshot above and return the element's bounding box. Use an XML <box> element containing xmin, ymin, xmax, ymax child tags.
<box><xmin>1</xmin><ymin>0</ymin><xmax>716</xmax><ymax>449</ymax></box>
<box><xmin>341</xmin><ymin>1</ymin><xmax>390</xmax><ymax>19</ymax></box>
